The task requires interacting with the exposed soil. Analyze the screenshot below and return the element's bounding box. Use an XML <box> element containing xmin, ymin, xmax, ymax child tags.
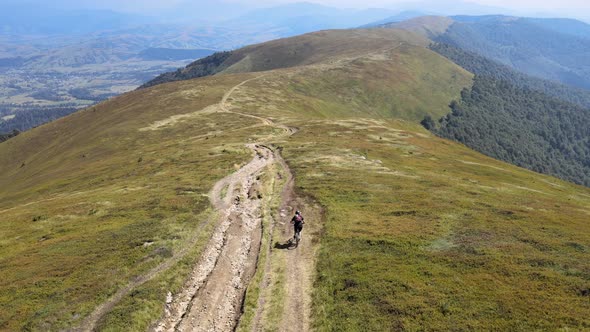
<box><xmin>76</xmin><ymin>76</ymin><xmax>314</xmax><ymax>332</ymax></box>
<box><xmin>153</xmin><ymin>76</ymin><xmax>312</xmax><ymax>332</ymax></box>
<box><xmin>154</xmin><ymin>144</ymin><xmax>274</xmax><ymax>332</ymax></box>
<box><xmin>247</xmin><ymin>148</ymin><xmax>319</xmax><ymax>332</ymax></box>
<box><xmin>275</xmin><ymin>153</ymin><xmax>315</xmax><ymax>332</ymax></box>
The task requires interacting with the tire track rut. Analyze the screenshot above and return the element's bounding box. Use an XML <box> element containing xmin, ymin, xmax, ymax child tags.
<box><xmin>76</xmin><ymin>75</ymin><xmax>308</xmax><ymax>332</ymax></box>
<box><xmin>155</xmin><ymin>144</ymin><xmax>274</xmax><ymax>332</ymax></box>
<box><xmin>155</xmin><ymin>75</ymin><xmax>302</xmax><ymax>332</ymax></box>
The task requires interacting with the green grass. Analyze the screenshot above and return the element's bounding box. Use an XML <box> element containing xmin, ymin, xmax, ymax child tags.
<box><xmin>279</xmin><ymin>118</ymin><xmax>590</xmax><ymax>330</ymax></box>
<box><xmin>226</xmin><ymin>44</ymin><xmax>472</xmax><ymax>123</ymax></box>
<box><xmin>0</xmin><ymin>75</ymin><xmax>276</xmax><ymax>330</ymax></box>
<box><xmin>1</xmin><ymin>27</ymin><xmax>589</xmax><ymax>331</ymax></box>
<box><xmin>95</xmin><ymin>209</ymin><xmax>218</xmax><ymax>331</ymax></box>
<box><xmin>221</xmin><ymin>48</ymin><xmax>589</xmax><ymax>330</ymax></box>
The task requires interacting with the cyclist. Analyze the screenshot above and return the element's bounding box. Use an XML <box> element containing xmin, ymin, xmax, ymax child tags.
<box><xmin>290</xmin><ymin>210</ymin><xmax>305</xmax><ymax>244</ymax></box>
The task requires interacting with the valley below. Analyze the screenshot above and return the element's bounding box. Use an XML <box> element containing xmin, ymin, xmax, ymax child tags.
<box><xmin>0</xmin><ymin>57</ymin><xmax>195</xmax><ymax>131</ymax></box>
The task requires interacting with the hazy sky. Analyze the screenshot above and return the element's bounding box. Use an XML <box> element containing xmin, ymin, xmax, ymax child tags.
<box><xmin>4</xmin><ymin>0</ymin><xmax>590</xmax><ymax>18</ymax></box>
<box><xmin>229</xmin><ymin>0</ymin><xmax>590</xmax><ymax>11</ymax></box>
<box><xmin>101</xmin><ymin>0</ymin><xmax>590</xmax><ymax>10</ymax></box>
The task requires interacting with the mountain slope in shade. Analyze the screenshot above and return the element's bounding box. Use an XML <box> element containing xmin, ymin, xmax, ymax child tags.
<box><xmin>430</xmin><ymin>42</ymin><xmax>590</xmax><ymax>108</ymax></box>
<box><xmin>138</xmin><ymin>48</ymin><xmax>216</xmax><ymax>61</ymax></box>
<box><xmin>444</xmin><ymin>16</ymin><xmax>590</xmax><ymax>89</ymax></box>
<box><xmin>525</xmin><ymin>17</ymin><xmax>590</xmax><ymax>39</ymax></box>
<box><xmin>388</xmin><ymin>15</ymin><xmax>590</xmax><ymax>89</ymax></box>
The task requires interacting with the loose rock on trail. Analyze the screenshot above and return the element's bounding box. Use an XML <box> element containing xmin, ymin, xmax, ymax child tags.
<box><xmin>154</xmin><ymin>76</ymin><xmax>315</xmax><ymax>332</ymax></box>
<box><xmin>155</xmin><ymin>144</ymin><xmax>274</xmax><ymax>332</ymax></box>
<box><xmin>76</xmin><ymin>76</ymin><xmax>316</xmax><ymax>332</ymax></box>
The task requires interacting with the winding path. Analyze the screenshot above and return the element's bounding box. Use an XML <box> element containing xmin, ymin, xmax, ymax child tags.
<box><xmin>75</xmin><ymin>75</ymin><xmax>312</xmax><ymax>332</ymax></box>
<box><xmin>154</xmin><ymin>75</ymin><xmax>310</xmax><ymax>332</ymax></box>
<box><xmin>155</xmin><ymin>144</ymin><xmax>274</xmax><ymax>332</ymax></box>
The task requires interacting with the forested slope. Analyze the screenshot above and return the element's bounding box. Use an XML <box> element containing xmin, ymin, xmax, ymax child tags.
<box><xmin>139</xmin><ymin>51</ymin><xmax>234</xmax><ymax>88</ymax></box>
<box><xmin>0</xmin><ymin>106</ymin><xmax>79</xmax><ymax>134</ymax></box>
<box><xmin>433</xmin><ymin>76</ymin><xmax>590</xmax><ymax>186</ymax></box>
<box><xmin>0</xmin><ymin>129</ymin><xmax>19</xmax><ymax>143</ymax></box>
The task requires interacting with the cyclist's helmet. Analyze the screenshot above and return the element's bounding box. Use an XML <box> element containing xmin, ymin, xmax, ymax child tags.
<box><xmin>296</xmin><ymin>210</ymin><xmax>301</xmax><ymax>215</ymax></box>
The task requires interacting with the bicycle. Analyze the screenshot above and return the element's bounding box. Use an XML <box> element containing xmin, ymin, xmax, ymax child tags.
<box><xmin>289</xmin><ymin>210</ymin><xmax>304</xmax><ymax>248</ymax></box>
<box><xmin>293</xmin><ymin>230</ymin><xmax>301</xmax><ymax>247</ymax></box>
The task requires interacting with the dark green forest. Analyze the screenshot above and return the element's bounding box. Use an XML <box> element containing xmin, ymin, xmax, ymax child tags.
<box><xmin>140</xmin><ymin>51</ymin><xmax>233</xmax><ymax>88</ymax></box>
<box><xmin>0</xmin><ymin>129</ymin><xmax>19</xmax><ymax>143</ymax></box>
<box><xmin>431</xmin><ymin>75</ymin><xmax>590</xmax><ymax>186</ymax></box>
<box><xmin>430</xmin><ymin>43</ymin><xmax>590</xmax><ymax>109</ymax></box>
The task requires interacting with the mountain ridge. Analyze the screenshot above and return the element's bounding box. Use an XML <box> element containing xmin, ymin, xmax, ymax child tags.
<box><xmin>1</xmin><ymin>18</ymin><xmax>589</xmax><ymax>332</ymax></box>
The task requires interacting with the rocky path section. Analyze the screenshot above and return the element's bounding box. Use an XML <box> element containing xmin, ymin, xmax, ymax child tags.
<box><xmin>155</xmin><ymin>144</ymin><xmax>273</xmax><ymax>332</ymax></box>
<box><xmin>218</xmin><ymin>75</ymin><xmax>317</xmax><ymax>332</ymax></box>
<box><xmin>155</xmin><ymin>75</ymin><xmax>305</xmax><ymax>332</ymax></box>
<box><xmin>73</xmin><ymin>75</ymin><xmax>314</xmax><ymax>332</ymax></box>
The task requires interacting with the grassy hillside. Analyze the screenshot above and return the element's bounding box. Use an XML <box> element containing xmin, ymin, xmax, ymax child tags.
<box><xmin>221</xmin><ymin>63</ymin><xmax>590</xmax><ymax>330</ymax></box>
<box><xmin>284</xmin><ymin>117</ymin><xmax>590</xmax><ymax>330</ymax></box>
<box><xmin>1</xmin><ymin>26</ymin><xmax>589</xmax><ymax>331</ymax></box>
<box><xmin>0</xmin><ymin>75</ymin><xmax>270</xmax><ymax>330</ymax></box>
<box><xmin>142</xmin><ymin>28</ymin><xmax>433</xmax><ymax>89</ymax></box>
<box><xmin>0</xmin><ymin>29</ymin><xmax>472</xmax><ymax>330</ymax></box>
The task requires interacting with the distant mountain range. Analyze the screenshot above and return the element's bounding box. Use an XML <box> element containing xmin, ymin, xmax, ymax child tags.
<box><xmin>368</xmin><ymin>15</ymin><xmax>590</xmax><ymax>186</ymax></box>
<box><xmin>380</xmin><ymin>15</ymin><xmax>590</xmax><ymax>90</ymax></box>
<box><xmin>226</xmin><ymin>2</ymin><xmax>400</xmax><ymax>33</ymax></box>
<box><xmin>0</xmin><ymin>4</ymin><xmax>150</xmax><ymax>35</ymax></box>
<box><xmin>0</xmin><ymin>2</ymin><xmax>408</xmax><ymax>133</ymax></box>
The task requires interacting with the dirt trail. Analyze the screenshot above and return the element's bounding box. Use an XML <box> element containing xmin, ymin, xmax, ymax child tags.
<box><xmin>276</xmin><ymin>157</ymin><xmax>315</xmax><ymax>332</ymax></box>
<box><xmin>221</xmin><ymin>75</ymin><xmax>315</xmax><ymax>332</ymax></box>
<box><xmin>76</xmin><ymin>75</ymin><xmax>313</xmax><ymax>332</ymax></box>
<box><xmin>246</xmin><ymin>149</ymin><xmax>317</xmax><ymax>332</ymax></box>
<box><xmin>155</xmin><ymin>144</ymin><xmax>273</xmax><ymax>332</ymax></box>
<box><xmin>154</xmin><ymin>75</ymin><xmax>311</xmax><ymax>332</ymax></box>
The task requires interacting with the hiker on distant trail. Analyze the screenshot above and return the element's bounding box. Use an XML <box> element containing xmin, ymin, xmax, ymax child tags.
<box><xmin>291</xmin><ymin>210</ymin><xmax>305</xmax><ymax>242</ymax></box>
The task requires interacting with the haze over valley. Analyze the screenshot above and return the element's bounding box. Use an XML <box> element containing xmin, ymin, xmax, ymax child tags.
<box><xmin>3</xmin><ymin>1</ymin><xmax>590</xmax><ymax>133</ymax></box>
